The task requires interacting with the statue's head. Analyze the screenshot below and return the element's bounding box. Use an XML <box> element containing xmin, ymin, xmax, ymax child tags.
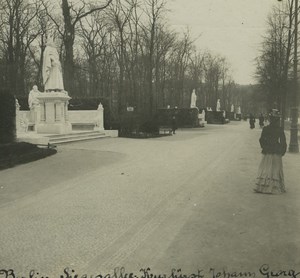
<box><xmin>46</xmin><ymin>36</ymin><xmax>56</xmax><ymax>47</ymax></box>
<box><xmin>33</xmin><ymin>85</ymin><xmax>38</xmax><ymax>91</ymax></box>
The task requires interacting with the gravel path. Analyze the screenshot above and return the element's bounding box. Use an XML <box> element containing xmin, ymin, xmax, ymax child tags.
<box><xmin>0</xmin><ymin>121</ymin><xmax>299</xmax><ymax>276</ymax></box>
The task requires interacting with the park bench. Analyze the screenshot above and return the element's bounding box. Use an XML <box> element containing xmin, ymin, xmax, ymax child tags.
<box><xmin>36</xmin><ymin>143</ymin><xmax>57</xmax><ymax>149</ymax></box>
<box><xmin>71</xmin><ymin>122</ymin><xmax>95</xmax><ymax>130</ymax></box>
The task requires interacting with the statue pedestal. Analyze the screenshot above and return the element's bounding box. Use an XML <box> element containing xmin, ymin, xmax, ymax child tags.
<box><xmin>36</xmin><ymin>92</ymin><xmax>72</xmax><ymax>134</ymax></box>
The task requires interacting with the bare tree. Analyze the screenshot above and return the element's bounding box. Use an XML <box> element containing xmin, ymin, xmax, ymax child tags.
<box><xmin>165</xmin><ymin>30</ymin><xmax>194</xmax><ymax>107</ymax></box>
<box><xmin>153</xmin><ymin>24</ymin><xmax>176</xmax><ymax>108</ymax></box>
<box><xmin>203</xmin><ymin>52</ymin><xmax>223</xmax><ymax>108</ymax></box>
<box><xmin>106</xmin><ymin>0</ymin><xmax>134</xmax><ymax>112</ymax></box>
<box><xmin>78</xmin><ymin>11</ymin><xmax>109</xmax><ymax>96</ymax></box>
<box><xmin>27</xmin><ymin>3</ymin><xmax>50</xmax><ymax>89</ymax></box>
<box><xmin>141</xmin><ymin>0</ymin><xmax>167</xmax><ymax>115</ymax></box>
<box><xmin>0</xmin><ymin>0</ymin><xmax>242</xmax><ymax>124</ymax></box>
<box><xmin>43</xmin><ymin>0</ymin><xmax>112</xmax><ymax>95</ymax></box>
<box><xmin>0</xmin><ymin>0</ymin><xmax>42</xmax><ymax>95</ymax></box>
<box><xmin>255</xmin><ymin>1</ymin><xmax>294</xmax><ymax>124</ymax></box>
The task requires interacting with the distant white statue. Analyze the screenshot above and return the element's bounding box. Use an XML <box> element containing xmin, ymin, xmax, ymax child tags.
<box><xmin>97</xmin><ymin>102</ymin><xmax>103</xmax><ymax>110</ymax></box>
<box><xmin>28</xmin><ymin>85</ymin><xmax>40</xmax><ymax>109</ymax></box>
<box><xmin>231</xmin><ymin>104</ymin><xmax>234</xmax><ymax>112</ymax></box>
<box><xmin>201</xmin><ymin>109</ymin><xmax>206</xmax><ymax>118</ymax></box>
<box><xmin>216</xmin><ymin>99</ymin><xmax>221</xmax><ymax>111</ymax></box>
<box><xmin>20</xmin><ymin>114</ymin><xmax>29</xmax><ymax>132</ymax></box>
<box><xmin>207</xmin><ymin>107</ymin><xmax>212</xmax><ymax>111</ymax></box>
<box><xmin>190</xmin><ymin>89</ymin><xmax>197</xmax><ymax>108</ymax></box>
<box><xmin>15</xmin><ymin>98</ymin><xmax>20</xmax><ymax>110</ymax></box>
<box><xmin>198</xmin><ymin>109</ymin><xmax>206</xmax><ymax>127</ymax></box>
<box><xmin>43</xmin><ymin>37</ymin><xmax>64</xmax><ymax>92</ymax></box>
<box><xmin>237</xmin><ymin>106</ymin><xmax>241</xmax><ymax>114</ymax></box>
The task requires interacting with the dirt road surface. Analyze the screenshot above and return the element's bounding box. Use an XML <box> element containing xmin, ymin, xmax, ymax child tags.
<box><xmin>0</xmin><ymin>121</ymin><xmax>299</xmax><ymax>277</ymax></box>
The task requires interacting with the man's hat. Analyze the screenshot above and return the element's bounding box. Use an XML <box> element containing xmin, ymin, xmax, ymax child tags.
<box><xmin>269</xmin><ymin>109</ymin><xmax>281</xmax><ymax>118</ymax></box>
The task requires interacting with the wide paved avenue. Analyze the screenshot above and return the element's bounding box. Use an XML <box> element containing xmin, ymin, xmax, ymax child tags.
<box><xmin>0</xmin><ymin>121</ymin><xmax>299</xmax><ymax>276</ymax></box>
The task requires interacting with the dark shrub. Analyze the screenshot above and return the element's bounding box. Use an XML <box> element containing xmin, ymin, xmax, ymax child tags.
<box><xmin>118</xmin><ymin>112</ymin><xmax>140</xmax><ymax>136</ymax></box>
<box><xmin>177</xmin><ymin>108</ymin><xmax>199</xmax><ymax>127</ymax></box>
<box><xmin>139</xmin><ymin>119</ymin><xmax>159</xmax><ymax>134</ymax></box>
<box><xmin>206</xmin><ymin>111</ymin><xmax>225</xmax><ymax>124</ymax></box>
<box><xmin>0</xmin><ymin>142</ymin><xmax>57</xmax><ymax>170</ymax></box>
<box><xmin>156</xmin><ymin>108</ymin><xmax>199</xmax><ymax>128</ymax></box>
<box><xmin>0</xmin><ymin>91</ymin><xmax>16</xmax><ymax>144</ymax></box>
<box><xmin>15</xmin><ymin>96</ymin><xmax>30</xmax><ymax>110</ymax></box>
<box><xmin>118</xmin><ymin>112</ymin><xmax>160</xmax><ymax>137</ymax></box>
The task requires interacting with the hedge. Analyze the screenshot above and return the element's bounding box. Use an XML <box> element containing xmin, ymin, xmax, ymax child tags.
<box><xmin>0</xmin><ymin>142</ymin><xmax>57</xmax><ymax>170</ymax></box>
<box><xmin>118</xmin><ymin>112</ymin><xmax>160</xmax><ymax>137</ymax></box>
<box><xmin>0</xmin><ymin>91</ymin><xmax>16</xmax><ymax>144</ymax></box>
<box><xmin>156</xmin><ymin>108</ymin><xmax>199</xmax><ymax>128</ymax></box>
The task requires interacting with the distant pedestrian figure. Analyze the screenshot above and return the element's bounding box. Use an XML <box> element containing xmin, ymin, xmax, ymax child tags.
<box><xmin>264</xmin><ymin>114</ymin><xmax>269</xmax><ymax>126</ymax></box>
<box><xmin>171</xmin><ymin>115</ymin><xmax>177</xmax><ymax>134</ymax></box>
<box><xmin>254</xmin><ymin>109</ymin><xmax>287</xmax><ymax>194</ymax></box>
<box><xmin>259</xmin><ymin>113</ymin><xmax>264</xmax><ymax>128</ymax></box>
<box><xmin>249</xmin><ymin>114</ymin><xmax>255</xmax><ymax>129</ymax></box>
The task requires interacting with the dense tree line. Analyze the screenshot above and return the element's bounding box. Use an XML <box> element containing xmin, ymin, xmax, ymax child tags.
<box><xmin>255</xmin><ymin>0</ymin><xmax>295</xmax><ymax>121</ymax></box>
<box><xmin>0</xmin><ymin>0</ymin><xmax>242</xmax><ymax>120</ymax></box>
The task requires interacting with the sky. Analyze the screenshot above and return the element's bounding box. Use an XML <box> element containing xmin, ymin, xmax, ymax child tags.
<box><xmin>165</xmin><ymin>0</ymin><xmax>277</xmax><ymax>85</ymax></box>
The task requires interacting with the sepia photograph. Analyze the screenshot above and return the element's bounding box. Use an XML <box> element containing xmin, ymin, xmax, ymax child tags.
<box><xmin>0</xmin><ymin>0</ymin><xmax>299</xmax><ymax>277</ymax></box>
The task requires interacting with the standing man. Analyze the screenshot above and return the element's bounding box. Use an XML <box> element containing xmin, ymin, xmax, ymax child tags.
<box><xmin>259</xmin><ymin>113</ymin><xmax>265</xmax><ymax>128</ymax></box>
<box><xmin>249</xmin><ymin>114</ymin><xmax>256</xmax><ymax>129</ymax></box>
<box><xmin>171</xmin><ymin>114</ymin><xmax>177</xmax><ymax>134</ymax></box>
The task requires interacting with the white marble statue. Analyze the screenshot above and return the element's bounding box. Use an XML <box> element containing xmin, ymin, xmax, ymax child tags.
<box><xmin>97</xmin><ymin>102</ymin><xmax>103</xmax><ymax>110</ymax></box>
<box><xmin>201</xmin><ymin>109</ymin><xmax>206</xmax><ymax>119</ymax></box>
<box><xmin>43</xmin><ymin>37</ymin><xmax>64</xmax><ymax>92</ymax></box>
<box><xmin>216</xmin><ymin>99</ymin><xmax>221</xmax><ymax>111</ymax></box>
<box><xmin>20</xmin><ymin>114</ymin><xmax>29</xmax><ymax>132</ymax></box>
<box><xmin>28</xmin><ymin>85</ymin><xmax>40</xmax><ymax>109</ymax></box>
<box><xmin>237</xmin><ymin>106</ymin><xmax>241</xmax><ymax>114</ymax></box>
<box><xmin>15</xmin><ymin>98</ymin><xmax>20</xmax><ymax>110</ymax></box>
<box><xmin>197</xmin><ymin>109</ymin><xmax>206</xmax><ymax>127</ymax></box>
<box><xmin>231</xmin><ymin>104</ymin><xmax>234</xmax><ymax>113</ymax></box>
<box><xmin>190</xmin><ymin>89</ymin><xmax>197</xmax><ymax>108</ymax></box>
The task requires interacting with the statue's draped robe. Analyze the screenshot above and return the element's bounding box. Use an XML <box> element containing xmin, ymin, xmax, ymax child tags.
<box><xmin>190</xmin><ymin>92</ymin><xmax>197</xmax><ymax>108</ymax></box>
<box><xmin>42</xmin><ymin>46</ymin><xmax>64</xmax><ymax>91</ymax></box>
<box><xmin>216</xmin><ymin>100</ymin><xmax>221</xmax><ymax>111</ymax></box>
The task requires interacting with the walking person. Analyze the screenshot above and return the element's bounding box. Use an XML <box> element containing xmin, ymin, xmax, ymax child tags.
<box><xmin>254</xmin><ymin>109</ymin><xmax>287</xmax><ymax>194</ymax></box>
<box><xmin>249</xmin><ymin>114</ymin><xmax>256</xmax><ymax>129</ymax></box>
<box><xmin>171</xmin><ymin>115</ymin><xmax>177</xmax><ymax>134</ymax></box>
<box><xmin>259</xmin><ymin>113</ymin><xmax>264</xmax><ymax>128</ymax></box>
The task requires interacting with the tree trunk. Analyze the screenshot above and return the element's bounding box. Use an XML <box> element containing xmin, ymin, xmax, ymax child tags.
<box><xmin>62</xmin><ymin>0</ymin><xmax>75</xmax><ymax>94</ymax></box>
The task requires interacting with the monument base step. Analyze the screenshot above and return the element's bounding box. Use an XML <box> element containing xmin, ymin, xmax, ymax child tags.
<box><xmin>17</xmin><ymin>131</ymin><xmax>109</xmax><ymax>145</ymax></box>
<box><xmin>46</xmin><ymin>131</ymin><xmax>108</xmax><ymax>144</ymax></box>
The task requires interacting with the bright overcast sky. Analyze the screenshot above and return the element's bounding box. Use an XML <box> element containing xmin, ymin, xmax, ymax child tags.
<box><xmin>166</xmin><ymin>0</ymin><xmax>277</xmax><ymax>85</ymax></box>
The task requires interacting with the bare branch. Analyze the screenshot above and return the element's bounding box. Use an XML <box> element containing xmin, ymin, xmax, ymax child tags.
<box><xmin>73</xmin><ymin>0</ymin><xmax>113</xmax><ymax>26</ymax></box>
